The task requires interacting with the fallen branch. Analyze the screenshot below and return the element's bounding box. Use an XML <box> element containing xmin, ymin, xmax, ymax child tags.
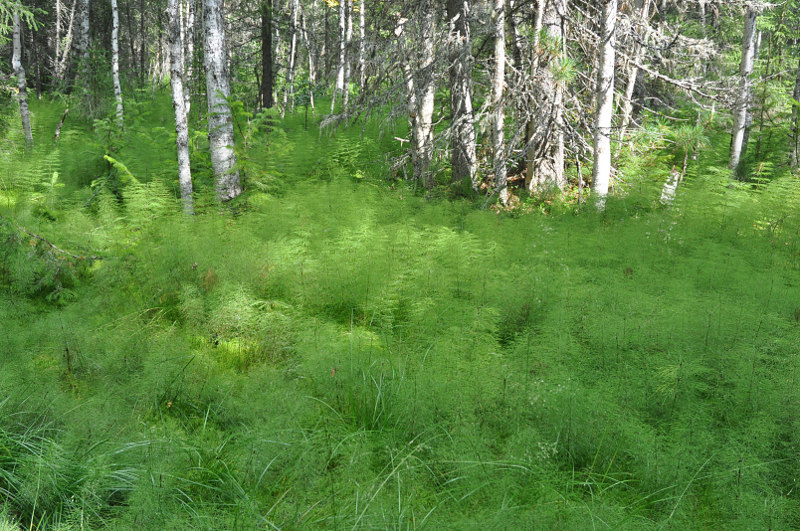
<box><xmin>54</xmin><ymin>108</ymin><xmax>70</xmax><ymax>142</ymax></box>
<box><xmin>0</xmin><ymin>213</ymin><xmax>100</xmax><ymax>262</ymax></box>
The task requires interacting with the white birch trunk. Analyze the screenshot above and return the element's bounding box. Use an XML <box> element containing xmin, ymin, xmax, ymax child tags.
<box><xmin>332</xmin><ymin>0</ymin><xmax>346</xmax><ymax>112</ymax></box>
<box><xmin>591</xmin><ymin>0</ymin><xmax>617</xmax><ymax>210</ymax></box>
<box><xmin>111</xmin><ymin>0</ymin><xmax>124</xmax><ymax>129</ymax></box>
<box><xmin>283</xmin><ymin>0</ymin><xmax>299</xmax><ymax>112</ymax></box>
<box><xmin>492</xmin><ymin>0</ymin><xmax>507</xmax><ymax>204</ymax></box>
<box><xmin>447</xmin><ymin>0</ymin><xmax>478</xmax><ymax>189</ymax></box>
<box><xmin>343</xmin><ymin>0</ymin><xmax>353</xmax><ymax>108</ymax></box>
<box><xmin>415</xmin><ymin>2</ymin><xmax>436</xmax><ymax>189</ymax></box>
<box><xmin>168</xmin><ymin>0</ymin><xmax>194</xmax><ymax>214</ymax></box>
<box><xmin>184</xmin><ymin>0</ymin><xmax>195</xmax><ymax>116</ymax></box>
<box><xmin>56</xmin><ymin>0</ymin><xmax>78</xmax><ymax>80</ymax></box>
<box><xmin>729</xmin><ymin>7</ymin><xmax>757</xmax><ymax>175</ymax></box>
<box><xmin>358</xmin><ymin>0</ymin><xmax>365</xmax><ymax>92</ymax></box>
<box><xmin>12</xmin><ymin>12</ymin><xmax>33</xmax><ymax>146</ymax></box>
<box><xmin>203</xmin><ymin>0</ymin><xmax>242</xmax><ymax>202</ymax></box>
<box><xmin>54</xmin><ymin>0</ymin><xmax>62</xmax><ymax>77</ymax></box>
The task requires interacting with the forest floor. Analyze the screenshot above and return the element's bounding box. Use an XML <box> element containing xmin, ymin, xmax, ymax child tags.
<box><xmin>2</xmin><ymin>95</ymin><xmax>800</xmax><ymax>529</ymax></box>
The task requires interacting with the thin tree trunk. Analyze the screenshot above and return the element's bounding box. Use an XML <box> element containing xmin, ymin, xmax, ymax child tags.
<box><xmin>26</xmin><ymin>22</ymin><xmax>42</xmax><ymax>99</ymax></box>
<box><xmin>343</xmin><ymin>0</ymin><xmax>353</xmax><ymax>108</ymax></box>
<box><xmin>125</xmin><ymin>2</ymin><xmax>138</xmax><ymax>79</ymax></box>
<box><xmin>523</xmin><ymin>0</ymin><xmax>544</xmax><ymax>180</ymax></box>
<box><xmin>591</xmin><ymin>0</ymin><xmax>617</xmax><ymax>209</ymax></box>
<box><xmin>358</xmin><ymin>0</ymin><xmax>365</xmax><ymax>92</ymax></box>
<box><xmin>261</xmin><ymin>0</ymin><xmax>274</xmax><ymax>108</ymax></box>
<box><xmin>492</xmin><ymin>0</ymin><xmax>507</xmax><ymax>204</ymax></box>
<box><xmin>12</xmin><ymin>12</ymin><xmax>33</xmax><ymax>146</ymax></box>
<box><xmin>111</xmin><ymin>0</ymin><xmax>124</xmax><ymax>128</ymax></box>
<box><xmin>168</xmin><ymin>0</ymin><xmax>194</xmax><ymax>213</ymax></box>
<box><xmin>617</xmin><ymin>0</ymin><xmax>650</xmax><ymax>154</ymax></box>
<box><xmin>447</xmin><ymin>0</ymin><xmax>478</xmax><ymax>189</ymax></box>
<box><xmin>741</xmin><ymin>28</ymin><xmax>762</xmax><ymax>162</ymax></box>
<box><xmin>791</xmin><ymin>56</ymin><xmax>800</xmax><ymax>168</ymax></box>
<box><xmin>56</xmin><ymin>0</ymin><xmax>78</xmax><ymax>81</ymax></box>
<box><xmin>505</xmin><ymin>0</ymin><xmax>522</xmax><ymax>67</ymax></box>
<box><xmin>729</xmin><ymin>7</ymin><xmax>757</xmax><ymax>176</ymax></box>
<box><xmin>283</xmin><ymin>0</ymin><xmax>299</xmax><ymax>112</ymax></box>
<box><xmin>184</xmin><ymin>0</ymin><xmax>195</xmax><ymax>116</ymax></box>
<box><xmin>300</xmin><ymin>4</ymin><xmax>315</xmax><ymax>109</ymax></box>
<box><xmin>204</xmin><ymin>0</ymin><xmax>242</xmax><ymax>201</ymax></box>
<box><xmin>332</xmin><ymin>0</ymin><xmax>346</xmax><ymax>112</ymax></box>
<box><xmin>55</xmin><ymin>0</ymin><xmax>62</xmax><ymax>78</ymax></box>
<box><xmin>139</xmin><ymin>0</ymin><xmax>146</xmax><ymax>84</ymax></box>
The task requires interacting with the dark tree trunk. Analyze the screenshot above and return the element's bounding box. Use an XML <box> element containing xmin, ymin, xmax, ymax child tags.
<box><xmin>261</xmin><ymin>0</ymin><xmax>274</xmax><ymax>109</ymax></box>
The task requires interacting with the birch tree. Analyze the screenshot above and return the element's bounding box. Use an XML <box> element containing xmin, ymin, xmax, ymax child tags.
<box><xmin>447</xmin><ymin>0</ymin><xmax>477</xmax><ymax>189</ymax></box>
<box><xmin>729</xmin><ymin>6</ymin><xmax>758</xmax><ymax>175</ymax></box>
<box><xmin>183</xmin><ymin>0</ymin><xmax>195</xmax><ymax>115</ymax></box>
<box><xmin>492</xmin><ymin>0</ymin><xmax>507</xmax><ymax>204</ymax></box>
<box><xmin>168</xmin><ymin>0</ymin><xmax>194</xmax><ymax>213</ymax></box>
<box><xmin>358</xmin><ymin>0</ymin><xmax>365</xmax><ymax>92</ymax></box>
<box><xmin>283</xmin><ymin>0</ymin><xmax>299</xmax><ymax>112</ymax></box>
<box><xmin>204</xmin><ymin>0</ymin><xmax>242</xmax><ymax>201</ymax></box>
<box><xmin>111</xmin><ymin>0</ymin><xmax>124</xmax><ymax>128</ymax></box>
<box><xmin>12</xmin><ymin>10</ymin><xmax>33</xmax><ymax>146</ymax></box>
<box><xmin>592</xmin><ymin>0</ymin><xmax>617</xmax><ymax>209</ymax></box>
<box><xmin>332</xmin><ymin>0</ymin><xmax>346</xmax><ymax>111</ymax></box>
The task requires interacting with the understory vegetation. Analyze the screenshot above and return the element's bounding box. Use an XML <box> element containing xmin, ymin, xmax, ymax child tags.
<box><xmin>2</xmin><ymin>95</ymin><xmax>800</xmax><ymax>529</ymax></box>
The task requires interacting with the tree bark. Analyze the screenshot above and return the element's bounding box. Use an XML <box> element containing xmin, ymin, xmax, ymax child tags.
<box><xmin>283</xmin><ymin>0</ymin><xmax>299</xmax><ymax>112</ymax></box>
<box><xmin>111</xmin><ymin>0</ymin><xmax>124</xmax><ymax>129</ymax></box>
<box><xmin>446</xmin><ymin>0</ymin><xmax>478</xmax><ymax>189</ymax></box>
<box><xmin>343</xmin><ymin>0</ymin><xmax>353</xmax><ymax>108</ymax></box>
<box><xmin>261</xmin><ymin>0</ymin><xmax>274</xmax><ymax>109</ymax></box>
<box><xmin>300</xmin><ymin>4</ymin><xmax>316</xmax><ymax>109</ymax></box>
<box><xmin>56</xmin><ymin>0</ymin><xmax>78</xmax><ymax>81</ymax></box>
<box><xmin>492</xmin><ymin>0</ymin><xmax>507</xmax><ymax>204</ymax></box>
<box><xmin>203</xmin><ymin>0</ymin><xmax>242</xmax><ymax>201</ymax></box>
<box><xmin>332</xmin><ymin>0</ymin><xmax>346</xmax><ymax>112</ymax></box>
<box><xmin>415</xmin><ymin>0</ymin><xmax>436</xmax><ymax>189</ymax></box>
<box><xmin>168</xmin><ymin>0</ymin><xmax>194</xmax><ymax>214</ymax></box>
<box><xmin>616</xmin><ymin>0</ymin><xmax>650</xmax><ymax>154</ymax></box>
<box><xmin>526</xmin><ymin>0</ymin><xmax>566</xmax><ymax>192</ymax></box>
<box><xmin>77</xmin><ymin>0</ymin><xmax>90</xmax><ymax>63</ymax></box>
<box><xmin>12</xmin><ymin>12</ymin><xmax>33</xmax><ymax>146</ymax></box>
<box><xmin>184</xmin><ymin>0</ymin><xmax>195</xmax><ymax>116</ymax></box>
<box><xmin>358</xmin><ymin>0</ymin><xmax>366</xmax><ymax>92</ymax></box>
<box><xmin>591</xmin><ymin>0</ymin><xmax>617</xmax><ymax>209</ymax></box>
<box><xmin>741</xmin><ymin>28</ymin><xmax>762</xmax><ymax>163</ymax></box>
<box><xmin>729</xmin><ymin>6</ymin><xmax>757</xmax><ymax>176</ymax></box>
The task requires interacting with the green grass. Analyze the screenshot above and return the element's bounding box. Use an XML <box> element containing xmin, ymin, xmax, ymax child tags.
<box><xmin>1</xmin><ymin>93</ymin><xmax>800</xmax><ymax>529</ymax></box>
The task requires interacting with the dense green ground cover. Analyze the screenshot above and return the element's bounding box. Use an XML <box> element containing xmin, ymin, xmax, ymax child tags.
<box><xmin>2</xmin><ymin>96</ymin><xmax>800</xmax><ymax>529</ymax></box>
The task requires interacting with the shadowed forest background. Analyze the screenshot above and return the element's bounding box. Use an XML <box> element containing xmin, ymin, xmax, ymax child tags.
<box><xmin>2</xmin><ymin>0</ymin><xmax>800</xmax><ymax>528</ymax></box>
